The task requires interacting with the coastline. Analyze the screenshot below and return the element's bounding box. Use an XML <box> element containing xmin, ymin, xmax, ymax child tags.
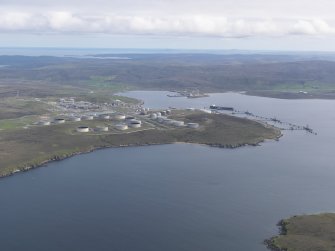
<box><xmin>0</xmin><ymin>130</ymin><xmax>282</xmax><ymax>179</ymax></box>
<box><xmin>264</xmin><ymin>219</ymin><xmax>287</xmax><ymax>251</ymax></box>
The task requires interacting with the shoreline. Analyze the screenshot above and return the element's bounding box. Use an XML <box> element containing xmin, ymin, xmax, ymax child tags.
<box><xmin>264</xmin><ymin>219</ymin><xmax>287</xmax><ymax>251</ymax></box>
<box><xmin>0</xmin><ymin>131</ymin><xmax>282</xmax><ymax>179</ymax></box>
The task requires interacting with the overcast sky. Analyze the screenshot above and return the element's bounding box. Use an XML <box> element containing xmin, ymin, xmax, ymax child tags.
<box><xmin>1</xmin><ymin>0</ymin><xmax>335</xmax><ymax>50</ymax></box>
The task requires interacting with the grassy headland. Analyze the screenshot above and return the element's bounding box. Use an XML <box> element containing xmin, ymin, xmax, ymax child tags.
<box><xmin>266</xmin><ymin>213</ymin><xmax>335</xmax><ymax>251</ymax></box>
<box><xmin>0</xmin><ymin>111</ymin><xmax>281</xmax><ymax>177</ymax></box>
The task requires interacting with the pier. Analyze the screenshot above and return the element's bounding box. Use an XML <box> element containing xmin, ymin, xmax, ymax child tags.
<box><xmin>210</xmin><ymin>106</ymin><xmax>317</xmax><ymax>135</ymax></box>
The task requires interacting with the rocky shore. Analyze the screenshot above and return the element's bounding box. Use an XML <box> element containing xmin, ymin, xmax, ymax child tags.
<box><xmin>264</xmin><ymin>220</ymin><xmax>288</xmax><ymax>251</ymax></box>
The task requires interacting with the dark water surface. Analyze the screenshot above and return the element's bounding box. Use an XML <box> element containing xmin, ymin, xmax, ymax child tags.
<box><xmin>1</xmin><ymin>92</ymin><xmax>335</xmax><ymax>251</ymax></box>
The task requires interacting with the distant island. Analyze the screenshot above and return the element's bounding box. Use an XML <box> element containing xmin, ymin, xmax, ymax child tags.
<box><xmin>266</xmin><ymin>213</ymin><xmax>335</xmax><ymax>251</ymax></box>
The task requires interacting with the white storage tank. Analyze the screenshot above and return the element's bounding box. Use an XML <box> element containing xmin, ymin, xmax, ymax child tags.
<box><xmin>161</xmin><ymin>111</ymin><xmax>167</xmax><ymax>116</ymax></box>
<box><xmin>76</xmin><ymin>126</ymin><xmax>90</xmax><ymax>133</ymax></box>
<box><xmin>126</xmin><ymin>116</ymin><xmax>135</xmax><ymax>121</ymax></box>
<box><xmin>96</xmin><ymin>126</ymin><xmax>109</xmax><ymax>132</ymax></box>
<box><xmin>187</xmin><ymin>123</ymin><xmax>199</xmax><ymax>129</ymax></box>
<box><xmin>39</xmin><ymin>121</ymin><xmax>51</xmax><ymax>126</ymax></box>
<box><xmin>156</xmin><ymin>112</ymin><xmax>162</xmax><ymax>117</ymax></box>
<box><xmin>100</xmin><ymin>114</ymin><xmax>110</xmax><ymax>120</ymax></box>
<box><xmin>129</xmin><ymin>119</ymin><xmax>141</xmax><ymax>124</ymax></box>
<box><xmin>199</xmin><ymin>109</ymin><xmax>212</xmax><ymax>114</ymax></box>
<box><xmin>173</xmin><ymin>121</ymin><xmax>185</xmax><ymax>127</ymax></box>
<box><xmin>114</xmin><ymin>114</ymin><xmax>126</xmax><ymax>120</ymax></box>
<box><xmin>69</xmin><ymin>117</ymin><xmax>81</xmax><ymax>122</ymax></box>
<box><xmin>164</xmin><ymin>119</ymin><xmax>175</xmax><ymax>125</ymax></box>
<box><xmin>129</xmin><ymin>121</ymin><xmax>141</xmax><ymax>128</ymax></box>
<box><xmin>82</xmin><ymin>115</ymin><xmax>94</xmax><ymax>120</ymax></box>
<box><xmin>115</xmin><ymin>124</ymin><xmax>128</xmax><ymax>130</ymax></box>
<box><xmin>54</xmin><ymin>118</ymin><xmax>65</xmax><ymax>124</ymax></box>
<box><xmin>157</xmin><ymin>117</ymin><xmax>165</xmax><ymax>123</ymax></box>
<box><xmin>150</xmin><ymin>113</ymin><xmax>157</xmax><ymax>119</ymax></box>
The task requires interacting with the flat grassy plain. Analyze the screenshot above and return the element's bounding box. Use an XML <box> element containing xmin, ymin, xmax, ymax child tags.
<box><xmin>267</xmin><ymin>213</ymin><xmax>335</xmax><ymax>251</ymax></box>
<box><xmin>0</xmin><ymin>98</ymin><xmax>48</xmax><ymax>120</ymax></box>
<box><xmin>0</xmin><ymin>112</ymin><xmax>280</xmax><ymax>177</ymax></box>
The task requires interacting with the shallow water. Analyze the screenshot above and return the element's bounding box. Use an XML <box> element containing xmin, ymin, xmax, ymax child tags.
<box><xmin>1</xmin><ymin>92</ymin><xmax>335</xmax><ymax>251</ymax></box>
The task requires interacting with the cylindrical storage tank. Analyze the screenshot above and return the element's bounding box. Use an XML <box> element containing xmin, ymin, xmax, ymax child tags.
<box><xmin>173</xmin><ymin>121</ymin><xmax>185</xmax><ymax>127</ymax></box>
<box><xmin>82</xmin><ymin>115</ymin><xmax>94</xmax><ymax>120</ymax></box>
<box><xmin>115</xmin><ymin>124</ymin><xmax>128</xmax><ymax>130</ymax></box>
<box><xmin>187</xmin><ymin>123</ymin><xmax>199</xmax><ymax>129</ymax></box>
<box><xmin>39</xmin><ymin>121</ymin><xmax>51</xmax><ymax>126</ymax></box>
<box><xmin>96</xmin><ymin>126</ymin><xmax>109</xmax><ymax>132</ymax></box>
<box><xmin>164</xmin><ymin>119</ymin><xmax>174</xmax><ymax>125</ymax></box>
<box><xmin>150</xmin><ymin>113</ymin><xmax>157</xmax><ymax>119</ymax></box>
<box><xmin>161</xmin><ymin>111</ymin><xmax>166</xmax><ymax>116</ymax></box>
<box><xmin>129</xmin><ymin>122</ymin><xmax>141</xmax><ymax>128</ymax></box>
<box><xmin>156</xmin><ymin>112</ymin><xmax>161</xmax><ymax>117</ymax></box>
<box><xmin>166</xmin><ymin>110</ymin><xmax>171</xmax><ymax>115</ymax></box>
<box><xmin>54</xmin><ymin>118</ymin><xmax>65</xmax><ymax>124</ymax></box>
<box><xmin>114</xmin><ymin>114</ymin><xmax>126</xmax><ymax>120</ymax></box>
<box><xmin>69</xmin><ymin>117</ymin><xmax>81</xmax><ymax>122</ymax></box>
<box><xmin>100</xmin><ymin>114</ymin><xmax>110</xmax><ymax>120</ymax></box>
<box><xmin>129</xmin><ymin>119</ymin><xmax>141</xmax><ymax>124</ymax></box>
<box><xmin>76</xmin><ymin>126</ymin><xmax>90</xmax><ymax>132</ymax></box>
<box><xmin>199</xmin><ymin>109</ymin><xmax>212</xmax><ymax>114</ymax></box>
<box><xmin>126</xmin><ymin>116</ymin><xmax>135</xmax><ymax>121</ymax></box>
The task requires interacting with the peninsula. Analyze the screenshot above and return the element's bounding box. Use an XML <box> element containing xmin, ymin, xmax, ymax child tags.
<box><xmin>0</xmin><ymin>105</ymin><xmax>281</xmax><ymax>177</ymax></box>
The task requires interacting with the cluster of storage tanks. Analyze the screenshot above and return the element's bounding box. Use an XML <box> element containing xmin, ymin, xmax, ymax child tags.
<box><xmin>37</xmin><ymin>112</ymin><xmax>143</xmax><ymax>133</ymax></box>
<box><xmin>38</xmin><ymin>113</ymin><xmax>124</xmax><ymax>126</ymax></box>
<box><xmin>149</xmin><ymin>111</ymin><xmax>199</xmax><ymax>129</ymax></box>
<box><xmin>116</xmin><ymin>117</ymin><xmax>142</xmax><ymax>130</ymax></box>
<box><xmin>149</xmin><ymin>110</ymin><xmax>171</xmax><ymax>120</ymax></box>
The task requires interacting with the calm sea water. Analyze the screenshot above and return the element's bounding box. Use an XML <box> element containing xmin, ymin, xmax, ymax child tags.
<box><xmin>1</xmin><ymin>92</ymin><xmax>335</xmax><ymax>251</ymax></box>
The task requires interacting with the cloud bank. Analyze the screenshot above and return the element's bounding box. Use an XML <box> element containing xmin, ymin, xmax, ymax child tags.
<box><xmin>1</xmin><ymin>11</ymin><xmax>335</xmax><ymax>38</ymax></box>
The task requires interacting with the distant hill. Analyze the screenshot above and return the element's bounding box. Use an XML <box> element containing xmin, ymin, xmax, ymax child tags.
<box><xmin>1</xmin><ymin>54</ymin><xmax>335</xmax><ymax>92</ymax></box>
